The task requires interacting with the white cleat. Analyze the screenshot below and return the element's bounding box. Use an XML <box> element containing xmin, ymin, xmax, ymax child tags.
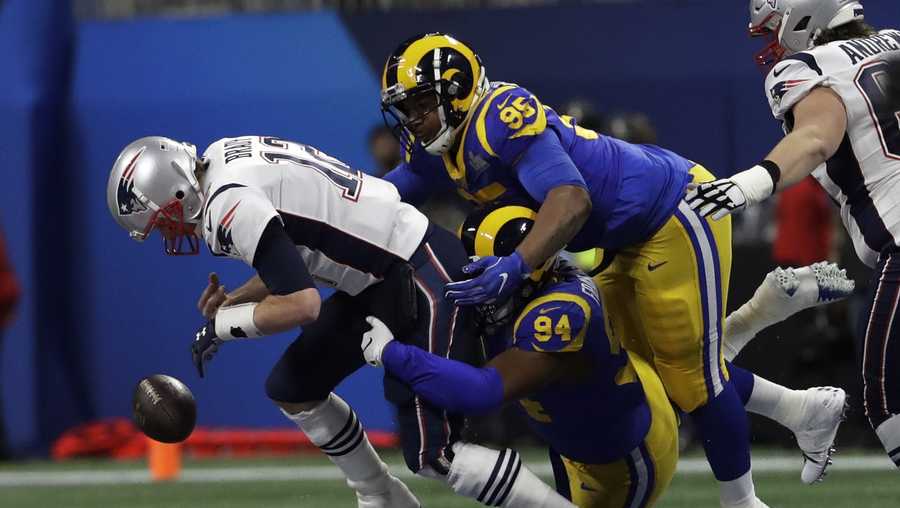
<box><xmin>795</xmin><ymin>387</ymin><xmax>848</xmax><ymax>484</ymax></box>
<box><xmin>769</xmin><ymin>262</ymin><xmax>855</xmax><ymax>312</ymax></box>
<box><xmin>357</xmin><ymin>475</ymin><xmax>421</xmax><ymax>508</ymax></box>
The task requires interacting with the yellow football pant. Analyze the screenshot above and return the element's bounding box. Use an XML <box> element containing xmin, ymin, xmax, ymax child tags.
<box><xmin>595</xmin><ymin>165</ymin><xmax>732</xmax><ymax>412</ymax></box>
<box><xmin>552</xmin><ymin>353</ymin><xmax>678</xmax><ymax>507</ymax></box>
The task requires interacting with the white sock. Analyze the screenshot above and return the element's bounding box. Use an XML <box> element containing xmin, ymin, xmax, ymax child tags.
<box><xmin>281</xmin><ymin>393</ymin><xmax>392</xmax><ymax>496</ymax></box>
<box><xmin>745</xmin><ymin>375</ymin><xmax>807</xmax><ymax>432</ymax></box>
<box><xmin>719</xmin><ymin>470</ymin><xmax>757</xmax><ymax>508</ymax></box>
<box><xmin>445</xmin><ymin>442</ymin><xmax>575</xmax><ymax>507</ymax></box>
<box><xmin>875</xmin><ymin>414</ymin><xmax>900</xmax><ymax>469</ymax></box>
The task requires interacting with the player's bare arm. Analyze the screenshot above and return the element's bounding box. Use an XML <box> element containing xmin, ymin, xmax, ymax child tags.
<box><xmin>222</xmin><ymin>274</ymin><xmax>270</xmax><ymax>306</ymax></box>
<box><xmin>687</xmin><ymin>90</ymin><xmax>847</xmax><ymax>221</ymax></box>
<box><xmin>486</xmin><ymin>347</ymin><xmax>584</xmax><ymax>402</ymax></box>
<box><xmin>764</xmin><ymin>87</ymin><xmax>848</xmax><ymax>188</ymax></box>
<box><xmin>516</xmin><ymin>185</ymin><xmax>592</xmax><ymax>269</ymax></box>
<box><xmin>252</xmin><ymin>287</ymin><xmax>320</xmax><ymax>334</ymax></box>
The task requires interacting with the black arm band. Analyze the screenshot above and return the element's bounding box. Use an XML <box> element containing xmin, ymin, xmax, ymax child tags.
<box><xmin>758</xmin><ymin>159</ymin><xmax>782</xmax><ymax>193</ymax></box>
<box><xmin>252</xmin><ymin>217</ymin><xmax>315</xmax><ymax>295</ymax></box>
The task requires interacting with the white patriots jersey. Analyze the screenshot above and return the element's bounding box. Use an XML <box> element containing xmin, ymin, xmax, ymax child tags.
<box><xmin>765</xmin><ymin>29</ymin><xmax>900</xmax><ymax>267</ymax></box>
<box><xmin>200</xmin><ymin>136</ymin><xmax>429</xmax><ymax>295</ymax></box>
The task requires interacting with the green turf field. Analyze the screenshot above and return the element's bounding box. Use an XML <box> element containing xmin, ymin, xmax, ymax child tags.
<box><xmin>1</xmin><ymin>451</ymin><xmax>897</xmax><ymax>507</ymax></box>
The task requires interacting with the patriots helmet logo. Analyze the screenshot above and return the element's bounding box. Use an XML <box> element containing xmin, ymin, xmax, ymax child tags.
<box><xmin>116</xmin><ymin>147</ymin><xmax>148</xmax><ymax>216</ymax></box>
<box><xmin>216</xmin><ymin>201</ymin><xmax>241</xmax><ymax>255</ymax></box>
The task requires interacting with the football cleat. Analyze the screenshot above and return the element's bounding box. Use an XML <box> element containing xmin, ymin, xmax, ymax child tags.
<box><xmin>794</xmin><ymin>386</ymin><xmax>848</xmax><ymax>484</ymax></box>
<box><xmin>357</xmin><ymin>475</ymin><xmax>421</xmax><ymax>508</ymax></box>
<box><xmin>764</xmin><ymin>261</ymin><xmax>855</xmax><ymax>318</ymax></box>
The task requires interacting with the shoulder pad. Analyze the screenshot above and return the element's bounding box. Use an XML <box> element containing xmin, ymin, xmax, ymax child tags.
<box><xmin>513</xmin><ymin>291</ymin><xmax>591</xmax><ymax>353</ymax></box>
<box><xmin>474</xmin><ymin>84</ymin><xmax>548</xmax><ymax>163</ymax></box>
<box><xmin>203</xmin><ymin>184</ymin><xmax>278</xmax><ymax>262</ymax></box>
<box><xmin>765</xmin><ymin>53</ymin><xmax>830</xmax><ymax>121</ymax></box>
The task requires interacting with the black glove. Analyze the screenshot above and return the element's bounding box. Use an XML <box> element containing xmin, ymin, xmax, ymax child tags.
<box><xmin>191</xmin><ymin>319</ymin><xmax>223</xmax><ymax>378</ymax></box>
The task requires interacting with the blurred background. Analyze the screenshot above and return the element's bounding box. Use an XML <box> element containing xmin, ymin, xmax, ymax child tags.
<box><xmin>0</xmin><ymin>0</ymin><xmax>895</xmax><ymax>485</ymax></box>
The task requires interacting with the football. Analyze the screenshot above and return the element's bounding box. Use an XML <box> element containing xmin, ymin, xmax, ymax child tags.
<box><xmin>132</xmin><ymin>374</ymin><xmax>197</xmax><ymax>443</ymax></box>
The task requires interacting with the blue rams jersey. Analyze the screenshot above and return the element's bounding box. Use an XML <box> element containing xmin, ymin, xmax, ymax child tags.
<box><xmin>397</xmin><ymin>82</ymin><xmax>694</xmax><ymax>250</ymax></box>
<box><xmin>495</xmin><ymin>268</ymin><xmax>652</xmax><ymax>464</ymax></box>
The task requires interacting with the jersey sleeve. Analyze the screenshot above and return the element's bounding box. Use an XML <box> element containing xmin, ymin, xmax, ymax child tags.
<box><xmin>513</xmin><ymin>130</ymin><xmax>587</xmax><ymax>202</ymax></box>
<box><xmin>765</xmin><ymin>53</ymin><xmax>831</xmax><ymax>122</ymax></box>
<box><xmin>383</xmin><ymin>161</ymin><xmax>432</xmax><ymax>207</ymax></box>
<box><xmin>204</xmin><ymin>185</ymin><xmax>279</xmax><ymax>265</ymax></box>
<box><xmin>475</xmin><ymin>85</ymin><xmax>549</xmax><ymax>166</ymax></box>
<box><xmin>512</xmin><ymin>292</ymin><xmax>592</xmax><ymax>353</ymax></box>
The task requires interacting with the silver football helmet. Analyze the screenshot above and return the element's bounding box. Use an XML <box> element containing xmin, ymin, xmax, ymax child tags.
<box><xmin>107</xmin><ymin>136</ymin><xmax>206</xmax><ymax>255</ymax></box>
<box><xmin>749</xmin><ymin>0</ymin><xmax>864</xmax><ymax>68</ymax></box>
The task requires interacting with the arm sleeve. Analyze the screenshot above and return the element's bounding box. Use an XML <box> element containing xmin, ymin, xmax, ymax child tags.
<box><xmin>513</xmin><ymin>130</ymin><xmax>587</xmax><ymax>203</ymax></box>
<box><xmin>382</xmin><ymin>341</ymin><xmax>504</xmax><ymax>415</ymax></box>
<box><xmin>252</xmin><ymin>217</ymin><xmax>315</xmax><ymax>295</ymax></box>
<box><xmin>383</xmin><ymin>162</ymin><xmax>433</xmax><ymax>207</ymax></box>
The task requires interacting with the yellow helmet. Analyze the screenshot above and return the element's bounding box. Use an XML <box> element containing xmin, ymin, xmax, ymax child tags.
<box><xmin>381</xmin><ymin>33</ymin><xmax>489</xmax><ymax>155</ymax></box>
<box><xmin>460</xmin><ymin>205</ymin><xmax>556</xmax><ymax>284</ymax></box>
<box><xmin>459</xmin><ymin>204</ymin><xmax>558</xmax><ymax>332</ymax></box>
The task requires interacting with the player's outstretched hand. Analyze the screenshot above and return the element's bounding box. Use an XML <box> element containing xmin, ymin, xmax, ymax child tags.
<box><xmin>685</xmin><ymin>178</ymin><xmax>749</xmax><ymax>220</ymax></box>
<box><xmin>198</xmin><ymin>273</ymin><xmax>227</xmax><ymax>319</ymax></box>
<box><xmin>686</xmin><ymin>164</ymin><xmax>780</xmax><ymax>219</ymax></box>
<box><xmin>444</xmin><ymin>253</ymin><xmax>531</xmax><ymax>306</ymax></box>
<box><xmin>362</xmin><ymin>316</ymin><xmax>395</xmax><ymax>367</ymax></box>
<box><xmin>190</xmin><ymin>320</ymin><xmax>223</xmax><ymax>378</ymax></box>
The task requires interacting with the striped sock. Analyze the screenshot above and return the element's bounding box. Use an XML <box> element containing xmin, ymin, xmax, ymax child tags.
<box><xmin>875</xmin><ymin>414</ymin><xmax>900</xmax><ymax>469</ymax></box>
<box><xmin>281</xmin><ymin>393</ymin><xmax>392</xmax><ymax>495</ymax></box>
<box><xmin>446</xmin><ymin>442</ymin><xmax>573</xmax><ymax>507</ymax></box>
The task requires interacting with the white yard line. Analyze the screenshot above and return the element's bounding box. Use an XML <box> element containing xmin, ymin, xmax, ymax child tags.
<box><xmin>0</xmin><ymin>456</ymin><xmax>894</xmax><ymax>487</ymax></box>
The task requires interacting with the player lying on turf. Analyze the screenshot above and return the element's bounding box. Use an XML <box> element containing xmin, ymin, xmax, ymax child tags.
<box><xmin>107</xmin><ymin>136</ymin><xmax>572</xmax><ymax>508</ymax></box>
<box><xmin>360</xmin><ymin>205</ymin><xmax>855</xmax><ymax>508</ymax></box>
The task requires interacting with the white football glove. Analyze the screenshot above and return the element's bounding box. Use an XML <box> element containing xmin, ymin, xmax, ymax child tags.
<box><xmin>685</xmin><ymin>165</ymin><xmax>776</xmax><ymax>220</ymax></box>
<box><xmin>361</xmin><ymin>316</ymin><xmax>395</xmax><ymax>367</ymax></box>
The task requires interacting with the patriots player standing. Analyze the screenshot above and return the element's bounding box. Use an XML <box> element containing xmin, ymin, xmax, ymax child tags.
<box><xmin>687</xmin><ymin>0</ymin><xmax>900</xmax><ymax>473</ymax></box>
<box><xmin>380</xmin><ymin>33</ymin><xmax>845</xmax><ymax>505</ymax></box>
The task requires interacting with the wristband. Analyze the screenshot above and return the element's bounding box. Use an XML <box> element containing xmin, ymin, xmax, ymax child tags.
<box><xmin>758</xmin><ymin>160</ymin><xmax>782</xmax><ymax>193</ymax></box>
<box><xmin>215</xmin><ymin>303</ymin><xmax>263</xmax><ymax>340</ymax></box>
<box><xmin>731</xmin><ymin>165</ymin><xmax>776</xmax><ymax>206</ymax></box>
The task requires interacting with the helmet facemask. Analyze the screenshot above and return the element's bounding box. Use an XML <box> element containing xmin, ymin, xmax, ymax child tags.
<box><xmin>750</xmin><ymin>11</ymin><xmax>787</xmax><ymax>70</ymax></box>
<box><xmin>382</xmin><ymin>84</ymin><xmax>451</xmax><ymax>156</ymax></box>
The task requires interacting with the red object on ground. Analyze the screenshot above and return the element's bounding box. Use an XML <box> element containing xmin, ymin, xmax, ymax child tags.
<box><xmin>772</xmin><ymin>176</ymin><xmax>833</xmax><ymax>267</ymax></box>
<box><xmin>51</xmin><ymin>419</ymin><xmax>399</xmax><ymax>460</ymax></box>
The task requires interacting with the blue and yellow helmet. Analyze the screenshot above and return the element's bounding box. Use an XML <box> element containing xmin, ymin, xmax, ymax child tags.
<box><xmin>381</xmin><ymin>33</ymin><xmax>489</xmax><ymax>156</ymax></box>
<box><xmin>460</xmin><ymin>204</ymin><xmax>554</xmax><ymax>284</ymax></box>
<box><xmin>459</xmin><ymin>204</ymin><xmax>558</xmax><ymax>332</ymax></box>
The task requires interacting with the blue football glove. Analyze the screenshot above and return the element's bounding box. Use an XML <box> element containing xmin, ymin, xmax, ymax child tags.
<box><xmin>444</xmin><ymin>252</ymin><xmax>531</xmax><ymax>306</ymax></box>
<box><xmin>191</xmin><ymin>320</ymin><xmax>223</xmax><ymax>378</ymax></box>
